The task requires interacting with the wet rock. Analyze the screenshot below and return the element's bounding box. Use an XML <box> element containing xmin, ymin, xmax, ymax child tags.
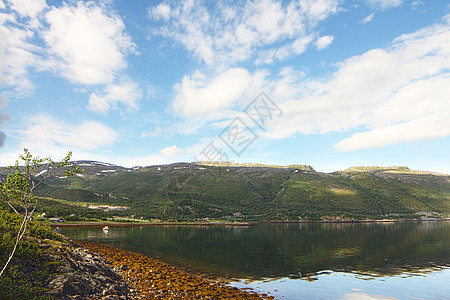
<box><xmin>44</xmin><ymin>240</ymin><xmax>134</xmax><ymax>299</ymax></box>
<box><xmin>78</xmin><ymin>240</ymin><xmax>273</xmax><ymax>300</ymax></box>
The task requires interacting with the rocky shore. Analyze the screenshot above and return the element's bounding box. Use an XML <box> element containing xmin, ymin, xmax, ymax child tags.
<box><xmin>42</xmin><ymin>239</ymin><xmax>133</xmax><ymax>299</ymax></box>
<box><xmin>76</xmin><ymin>240</ymin><xmax>273</xmax><ymax>300</ymax></box>
<box><xmin>42</xmin><ymin>237</ymin><xmax>272</xmax><ymax>299</ymax></box>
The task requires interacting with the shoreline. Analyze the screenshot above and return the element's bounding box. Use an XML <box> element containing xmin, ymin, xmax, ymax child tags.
<box><xmin>76</xmin><ymin>240</ymin><xmax>273</xmax><ymax>299</ymax></box>
<box><xmin>49</xmin><ymin>218</ymin><xmax>450</xmax><ymax>228</ymax></box>
<box><xmin>50</xmin><ymin>221</ymin><xmax>254</xmax><ymax>227</ymax></box>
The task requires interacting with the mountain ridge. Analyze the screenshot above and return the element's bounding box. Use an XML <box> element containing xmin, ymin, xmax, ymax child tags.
<box><xmin>26</xmin><ymin>160</ymin><xmax>448</xmax><ymax>176</ymax></box>
<box><xmin>2</xmin><ymin>161</ymin><xmax>449</xmax><ymax>221</ymax></box>
<box><xmin>69</xmin><ymin>160</ymin><xmax>450</xmax><ymax>175</ymax></box>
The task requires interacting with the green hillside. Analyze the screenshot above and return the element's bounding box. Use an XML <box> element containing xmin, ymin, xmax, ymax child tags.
<box><xmin>3</xmin><ymin>162</ymin><xmax>449</xmax><ymax>221</ymax></box>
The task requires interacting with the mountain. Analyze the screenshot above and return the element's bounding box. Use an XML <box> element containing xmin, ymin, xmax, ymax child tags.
<box><xmin>2</xmin><ymin>161</ymin><xmax>449</xmax><ymax>221</ymax></box>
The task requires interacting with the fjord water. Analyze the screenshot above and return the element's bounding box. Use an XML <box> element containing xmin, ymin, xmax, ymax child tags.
<box><xmin>60</xmin><ymin>222</ymin><xmax>450</xmax><ymax>299</ymax></box>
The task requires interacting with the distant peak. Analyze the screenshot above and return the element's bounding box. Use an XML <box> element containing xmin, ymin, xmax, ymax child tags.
<box><xmin>286</xmin><ymin>165</ymin><xmax>316</xmax><ymax>172</ymax></box>
<box><xmin>195</xmin><ymin>161</ymin><xmax>315</xmax><ymax>171</ymax></box>
<box><xmin>343</xmin><ymin>166</ymin><xmax>410</xmax><ymax>172</ymax></box>
<box><xmin>72</xmin><ymin>161</ymin><xmax>121</xmax><ymax>167</ymax></box>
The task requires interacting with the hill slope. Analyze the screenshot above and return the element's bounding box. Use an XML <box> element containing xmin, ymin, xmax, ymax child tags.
<box><xmin>3</xmin><ymin>162</ymin><xmax>449</xmax><ymax>221</ymax></box>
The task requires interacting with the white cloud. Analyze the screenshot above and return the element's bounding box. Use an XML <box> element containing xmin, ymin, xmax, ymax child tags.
<box><xmin>299</xmin><ymin>0</ymin><xmax>341</xmax><ymax>22</ymax></box>
<box><xmin>0</xmin><ymin>94</ymin><xmax>8</xmax><ymax>147</ymax></box>
<box><xmin>17</xmin><ymin>114</ymin><xmax>118</xmax><ymax>153</ymax></box>
<box><xmin>0</xmin><ymin>11</ymin><xmax>38</xmax><ymax>95</ymax></box>
<box><xmin>149</xmin><ymin>3</ymin><xmax>171</xmax><ymax>21</ymax></box>
<box><xmin>335</xmin><ymin>112</ymin><xmax>450</xmax><ymax>151</ymax></box>
<box><xmin>170</xmin><ymin>15</ymin><xmax>450</xmax><ymax>152</ymax></box>
<box><xmin>141</xmin><ymin>125</ymin><xmax>162</xmax><ymax>137</ymax></box>
<box><xmin>411</xmin><ymin>1</ymin><xmax>423</xmax><ymax>10</ymax></box>
<box><xmin>316</xmin><ymin>35</ymin><xmax>334</xmax><ymax>50</ymax></box>
<box><xmin>0</xmin><ymin>94</ymin><xmax>10</xmax><ymax>123</ymax></box>
<box><xmin>257</xmin><ymin>15</ymin><xmax>450</xmax><ymax>150</ymax></box>
<box><xmin>172</xmin><ymin>68</ymin><xmax>266</xmax><ymax>118</ymax></box>
<box><xmin>343</xmin><ymin>292</ymin><xmax>400</xmax><ymax>300</ymax></box>
<box><xmin>6</xmin><ymin>0</ymin><xmax>47</xmax><ymax>19</ymax></box>
<box><xmin>1</xmin><ymin>1</ymin><xmax>137</xmax><ymax>114</ymax></box>
<box><xmin>43</xmin><ymin>2</ymin><xmax>135</xmax><ymax>85</ymax></box>
<box><xmin>256</xmin><ymin>35</ymin><xmax>314</xmax><ymax>64</ymax></box>
<box><xmin>149</xmin><ymin>0</ymin><xmax>340</xmax><ymax>65</ymax></box>
<box><xmin>159</xmin><ymin>145</ymin><xmax>184</xmax><ymax>157</ymax></box>
<box><xmin>362</xmin><ymin>13</ymin><xmax>374</xmax><ymax>23</ymax></box>
<box><xmin>367</xmin><ymin>0</ymin><xmax>403</xmax><ymax>10</ymax></box>
<box><xmin>88</xmin><ymin>80</ymin><xmax>142</xmax><ymax>114</ymax></box>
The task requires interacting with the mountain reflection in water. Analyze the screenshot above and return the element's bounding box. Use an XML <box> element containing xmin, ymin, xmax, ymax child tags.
<box><xmin>60</xmin><ymin>222</ymin><xmax>449</xmax><ymax>280</ymax></box>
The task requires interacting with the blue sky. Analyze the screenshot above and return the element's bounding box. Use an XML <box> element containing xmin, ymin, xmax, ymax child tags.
<box><xmin>0</xmin><ymin>0</ymin><xmax>449</xmax><ymax>173</ymax></box>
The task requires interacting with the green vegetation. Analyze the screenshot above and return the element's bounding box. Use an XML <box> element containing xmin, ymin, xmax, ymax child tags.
<box><xmin>0</xmin><ymin>149</ymin><xmax>80</xmax><ymax>277</ymax></box>
<box><xmin>0</xmin><ymin>209</ymin><xmax>62</xmax><ymax>299</ymax></box>
<box><xmin>0</xmin><ymin>160</ymin><xmax>448</xmax><ymax>297</ymax></box>
<box><xmin>9</xmin><ymin>162</ymin><xmax>446</xmax><ymax>222</ymax></box>
<box><xmin>36</xmin><ymin>197</ymin><xmax>111</xmax><ymax>221</ymax></box>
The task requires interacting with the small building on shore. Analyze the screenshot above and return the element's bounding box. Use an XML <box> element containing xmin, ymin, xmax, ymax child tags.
<box><xmin>49</xmin><ymin>217</ymin><xmax>64</xmax><ymax>223</ymax></box>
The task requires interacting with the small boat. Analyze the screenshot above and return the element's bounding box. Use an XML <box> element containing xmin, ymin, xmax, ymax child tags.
<box><xmin>103</xmin><ymin>226</ymin><xmax>109</xmax><ymax>231</ymax></box>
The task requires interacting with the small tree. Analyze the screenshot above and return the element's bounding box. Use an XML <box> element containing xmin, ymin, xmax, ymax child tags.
<box><xmin>0</xmin><ymin>149</ymin><xmax>82</xmax><ymax>276</ymax></box>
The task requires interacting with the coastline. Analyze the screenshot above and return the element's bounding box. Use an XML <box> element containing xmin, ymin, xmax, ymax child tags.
<box><xmin>50</xmin><ymin>221</ymin><xmax>254</xmax><ymax>227</ymax></box>
<box><xmin>49</xmin><ymin>218</ymin><xmax>450</xmax><ymax>228</ymax></box>
<box><xmin>76</xmin><ymin>240</ymin><xmax>273</xmax><ymax>299</ymax></box>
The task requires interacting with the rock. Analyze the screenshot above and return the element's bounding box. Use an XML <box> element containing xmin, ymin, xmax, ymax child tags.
<box><xmin>77</xmin><ymin>240</ymin><xmax>272</xmax><ymax>300</ymax></box>
<box><xmin>43</xmin><ymin>240</ymin><xmax>134</xmax><ymax>299</ymax></box>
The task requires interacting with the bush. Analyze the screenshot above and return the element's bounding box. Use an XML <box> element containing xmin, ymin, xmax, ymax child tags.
<box><xmin>0</xmin><ymin>209</ymin><xmax>60</xmax><ymax>299</ymax></box>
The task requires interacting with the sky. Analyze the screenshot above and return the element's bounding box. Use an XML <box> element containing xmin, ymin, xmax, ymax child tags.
<box><xmin>0</xmin><ymin>0</ymin><xmax>449</xmax><ymax>173</ymax></box>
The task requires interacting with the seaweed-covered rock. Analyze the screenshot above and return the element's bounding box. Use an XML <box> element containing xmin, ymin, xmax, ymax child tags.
<box><xmin>78</xmin><ymin>240</ymin><xmax>273</xmax><ymax>300</ymax></box>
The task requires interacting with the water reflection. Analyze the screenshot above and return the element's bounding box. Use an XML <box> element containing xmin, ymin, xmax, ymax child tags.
<box><xmin>230</xmin><ymin>267</ymin><xmax>450</xmax><ymax>300</ymax></box>
<box><xmin>60</xmin><ymin>222</ymin><xmax>450</xmax><ymax>281</ymax></box>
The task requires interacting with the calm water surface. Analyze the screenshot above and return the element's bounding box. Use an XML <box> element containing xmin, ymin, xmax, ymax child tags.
<box><xmin>59</xmin><ymin>222</ymin><xmax>450</xmax><ymax>299</ymax></box>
